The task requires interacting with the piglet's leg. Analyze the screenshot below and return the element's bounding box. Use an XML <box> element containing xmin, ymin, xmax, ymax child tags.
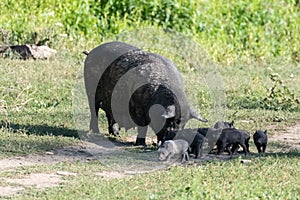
<box><xmin>241</xmin><ymin>144</ymin><xmax>247</xmax><ymax>155</ymax></box>
<box><xmin>166</xmin><ymin>153</ymin><xmax>174</xmax><ymax>162</ymax></box>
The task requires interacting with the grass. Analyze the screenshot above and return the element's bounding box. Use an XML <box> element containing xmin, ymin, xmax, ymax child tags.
<box><xmin>1</xmin><ymin>0</ymin><xmax>300</xmax><ymax>63</ymax></box>
<box><xmin>0</xmin><ymin>0</ymin><xmax>300</xmax><ymax>199</ymax></box>
<box><xmin>0</xmin><ymin>56</ymin><xmax>80</xmax><ymax>158</ymax></box>
<box><xmin>1</xmin><ymin>153</ymin><xmax>299</xmax><ymax>199</ymax></box>
<box><xmin>0</xmin><ymin>130</ymin><xmax>76</xmax><ymax>158</ymax></box>
<box><xmin>92</xmin><ymin>157</ymin><xmax>300</xmax><ymax>200</ymax></box>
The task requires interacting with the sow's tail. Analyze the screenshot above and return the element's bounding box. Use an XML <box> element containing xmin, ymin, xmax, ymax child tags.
<box><xmin>190</xmin><ymin>109</ymin><xmax>208</xmax><ymax>122</ymax></box>
<box><xmin>82</xmin><ymin>51</ymin><xmax>89</xmax><ymax>56</ymax></box>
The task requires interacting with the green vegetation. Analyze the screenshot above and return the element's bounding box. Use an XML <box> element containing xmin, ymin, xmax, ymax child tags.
<box><xmin>0</xmin><ymin>129</ymin><xmax>76</xmax><ymax>157</ymax></box>
<box><xmin>0</xmin><ymin>0</ymin><xmax>300</xmax><ymax>199</ymax></box>
<box><xmin>0</xmin><ymin>57</ymin><xmax>79</xmax><ymax>158</ymax></box>
<box><xmin>1</xmin><ymin>0</ymin><xmax>300</xmax><ymax>63</ymax></box>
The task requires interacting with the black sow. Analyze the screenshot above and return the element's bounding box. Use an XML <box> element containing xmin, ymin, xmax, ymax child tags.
<box><xmin>84</xmin><ymin>42</ymin><xmax>208</xmax><ymax>146</ymax></box>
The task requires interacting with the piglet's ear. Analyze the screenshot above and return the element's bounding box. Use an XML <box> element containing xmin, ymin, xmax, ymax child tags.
<box><xmin>264</xmin><ymin>130</ymin><xmax>268</xmax><ymax>134</ymax></box>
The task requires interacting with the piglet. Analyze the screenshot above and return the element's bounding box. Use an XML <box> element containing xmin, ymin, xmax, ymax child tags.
<box><xmin>213</xmin><ymin>120</ymin><xmax>234</xmax><ymax>129</ymax></box>
<box><xmin>158</xmin><ymin>139</ymin><xmax>189</xmax><ymax>163</ymax></box>
<box><xmin>253</xmin><ymin>130</ymin><xmax>268</xmax><ymax>153</ymax></box>
<box><xmin>163</xmin><ymin>129</ymin><xmax>206</xmax><ymax>158</ymax></box>
<box><xmin>216</xmin><ymin>128</ymin><xmax>248</xmax><ymax>156</ymax></box>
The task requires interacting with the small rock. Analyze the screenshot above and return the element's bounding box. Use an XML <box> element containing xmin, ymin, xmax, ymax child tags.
<box><xmin>45</xmin><ymin>151</ymin><xmax>54</xmax><ymax>155</ymax></box>
<box><xmin>241</xmin><ymin>159</ymin><xmax>251</xmax><ymax>164</ymax></box>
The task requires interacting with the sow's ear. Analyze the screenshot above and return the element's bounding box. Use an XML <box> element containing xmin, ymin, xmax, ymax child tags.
<box><xmin>264</xmin><ymin>130</ymin><xmax>268</xmax><ymax>135</ymax></box>
<box><xmin>161</xmin><ymin>105</ymin><xmax>176</xmax><ymax>119</ymax></box>
<box><xmin>190</xmin><ymin>109</ymin><xmax>208</xmax><ymax>122</ymax></box>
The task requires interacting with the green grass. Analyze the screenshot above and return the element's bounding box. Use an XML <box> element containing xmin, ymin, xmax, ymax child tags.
<box><xmin>1</xmin><ymin>0</ymin><xmax>300</xmax><ymax>199</ymax></box>
<box><xmin>0</xmin><ymin>56</ymin><xmax>80</xmax><ymax>158</ymax></box>
<box><xmin>1</xmin><ymin>0</ymin><xmax>300</xmax><ymax>63</ymax></box>
<box><xmin>0</xmin><ymin>130</ymin><xmax>76</xmax><ymax>158</ymax></box>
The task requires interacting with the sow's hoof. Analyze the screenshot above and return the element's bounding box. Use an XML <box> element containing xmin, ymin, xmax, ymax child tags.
<box><xmin>135</xmin><ymin>137</ymin><xmax>146</xmax><ymax>147</ymax></box>
<box><xmin>108</xmin><ymin>126</ymin><xmax>120</xmax><ymax>136</ymax></box>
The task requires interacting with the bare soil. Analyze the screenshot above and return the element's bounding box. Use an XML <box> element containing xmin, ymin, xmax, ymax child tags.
<box><xmin>269</xmin><ymin>122</ymin><xmax>300</xmax><ymax>150</ymax></box>
<box><xmin>0</xmin><ymin>122</ymin><xmax>299</xmax><ymax>198</ymax></box>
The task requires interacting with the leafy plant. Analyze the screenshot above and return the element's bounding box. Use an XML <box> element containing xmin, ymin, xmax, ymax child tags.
<box><xmin>262</xmin><ymin>72</ymin><xmax>300</xmax><ymax>111</ymax></box>
<box><xmin>230</xmin><ymin>71</ymin><xmax>300</xmax><ymax>112</ymax></box>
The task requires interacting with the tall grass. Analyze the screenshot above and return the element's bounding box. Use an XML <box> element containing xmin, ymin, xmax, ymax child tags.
<box><xmin>1</xmin><ymin>0</ymin><xmax>299</xmax><ymax>63</ymax></box>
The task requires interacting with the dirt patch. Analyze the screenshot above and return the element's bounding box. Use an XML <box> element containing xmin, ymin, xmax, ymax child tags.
<box><xmin>0</xmin><ymin>186</ymin><xmax>24</xmax><ymax>197</ymax></box>
<box><xmin>0</xmin><ymin>140</ymin><xmax>121</xmax><ymax>198</ymax></box>
<box><xmin>0</xmin><ymin>141</ymin><xmax>119</xmax><ymax>171</ymax></box>
<box><xmin>0</xmin><ymin>171</ymin><xmax>77</xmax><ymax>197</ymax></box>
<box><xmin>269</xmin><ymin>122</ymin><xmax>300</xmax><ymax>150</ymax></box>
<box><xmin>5</xmin><ymin>173</ymin><xmax>63</xmax><ymax>188</ymax></box>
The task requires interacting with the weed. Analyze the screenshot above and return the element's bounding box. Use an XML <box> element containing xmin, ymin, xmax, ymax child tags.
<box><xmin>262</xmin><ymin>72</ymin><xmax>300</xmax><ymax>111</ymax></box>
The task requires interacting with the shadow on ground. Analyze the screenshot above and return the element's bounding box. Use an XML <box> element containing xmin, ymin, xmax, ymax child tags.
<box><xmin>1</xmin><ymin>121</ymin><xmax>299</xmax><ymax>162</ymax></box>
<box><xmin>264</xmin><ymin>151</ymin><xmax>300</xmax><ymax>158</ymax></box>
<box><xmin>0</xmin><ymin>121</ymin><xmax>79</xmax><ymax>138</ymax></box>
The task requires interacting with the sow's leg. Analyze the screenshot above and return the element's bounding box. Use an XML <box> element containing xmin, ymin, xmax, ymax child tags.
<box><xmin>105</xmin><ymin>112</ymin><xmax>119</xmax><ymax>136</ymax></box>
<box><xmin>135</xmin><ymin>126</ymin><xmax>148</xmax><ymax>147</ymax></box>
<box><xmin>88</xmin><ymin>94</ymin><xmax>99</xmax><ymax>133</ymax></box>
<box><xmin>84</xmin><ymin>42</ymin><xmax>139</xmax><ymax>134</ymax></box>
